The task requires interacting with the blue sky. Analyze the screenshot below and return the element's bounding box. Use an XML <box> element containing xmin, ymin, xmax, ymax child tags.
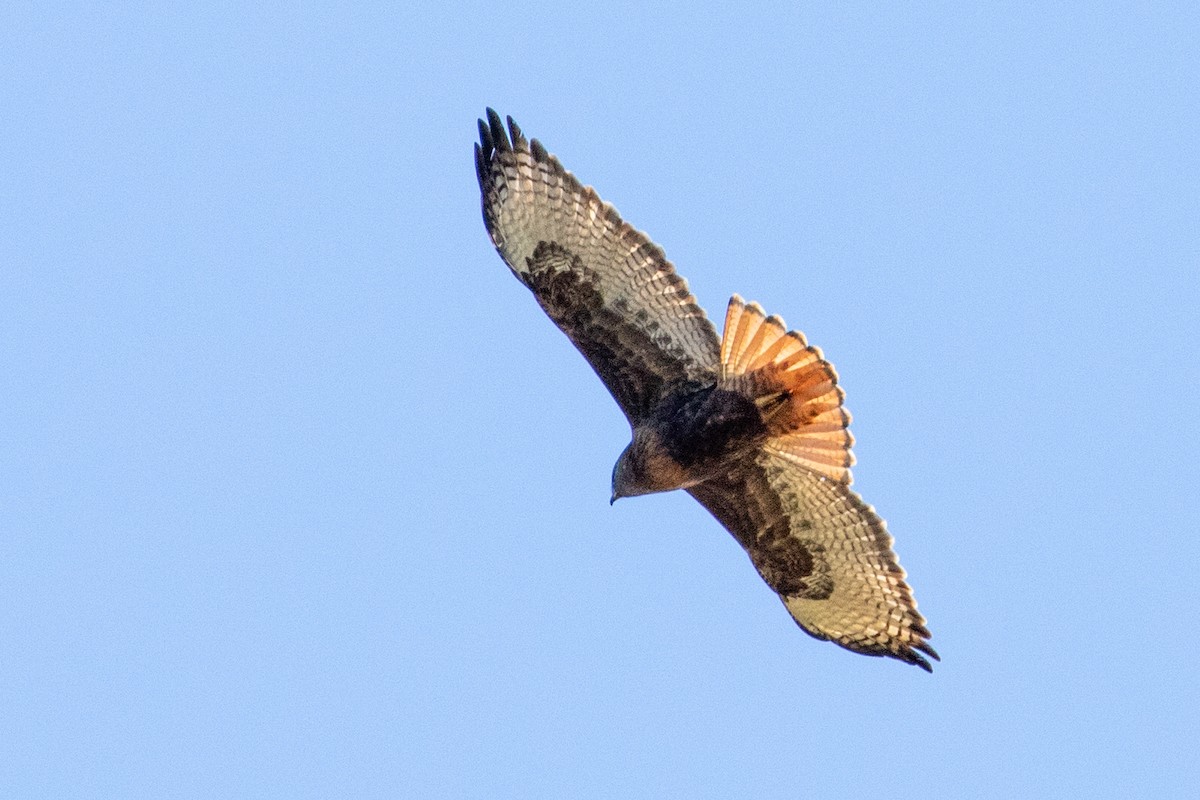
<box><xmin>3</xmin><ymin>2</ymin><xmax>1198</xmax><ymax>797</ymax></box>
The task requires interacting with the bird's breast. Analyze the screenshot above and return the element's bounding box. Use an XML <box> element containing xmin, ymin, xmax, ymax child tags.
<box><xmin>653</xmin><ymin>386</ymin><xmax>768</xmax><ymax>473</ymax></box>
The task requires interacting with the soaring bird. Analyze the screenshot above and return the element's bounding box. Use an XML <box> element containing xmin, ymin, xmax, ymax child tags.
<box><xmin>476</xmin><ymin>110</ymin><xmax>937</xmax><ymax>671</ymax></box>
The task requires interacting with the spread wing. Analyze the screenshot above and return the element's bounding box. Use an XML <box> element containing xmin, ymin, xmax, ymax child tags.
<box><xmin>688</xmin><ymin>450</ymin><xmax>938</xmax><ymax>671</ymax></box>
<box><xmin>476</xmin><ymin>109</ymin><xmax>720</xmax><ymax>422</ymax></box>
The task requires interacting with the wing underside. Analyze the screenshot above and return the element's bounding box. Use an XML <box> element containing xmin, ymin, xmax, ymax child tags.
<box><xmin>689</xmin><ymin>451</ymin><xmax>938</xmax><ymax>671</ymax></box>
<box><xmin>476</xmin><ymin>110</ymin><xmax>720</xmax><ymax>420</ymax></box>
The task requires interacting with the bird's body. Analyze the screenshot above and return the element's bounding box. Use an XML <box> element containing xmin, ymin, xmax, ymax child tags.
<box><xmin>476</xmin><ymin>109</ymin><xmax>938</xmax><ymax>671</ymax></box>
<box><xmin>614</xmin><ymin>385</ymin><xmax>768</xmax><ymax>499</ymax></box>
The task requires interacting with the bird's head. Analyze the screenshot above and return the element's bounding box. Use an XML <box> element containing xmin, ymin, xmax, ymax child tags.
<box><xmin>611</xmin><ymin>429</ymin><xmax>686</xmax><ymax>504</ymax></box>
<box><xmin>610</xmin><ymin>441</ymin><xmax>646</xmax><ymax>504</ymax></box>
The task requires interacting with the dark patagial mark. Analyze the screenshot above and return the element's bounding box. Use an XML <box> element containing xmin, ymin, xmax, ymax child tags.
<box><xmin>751</xmin><ymin>522</ymin><xmax>833</xmax><ymax>600</ymax></box>
<box><xmin>524</xmin><ymin>241</ymin><xmax>704</xmax><ymax>417</ymax></box>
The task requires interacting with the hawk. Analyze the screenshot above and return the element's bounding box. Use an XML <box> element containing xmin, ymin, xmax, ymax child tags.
<box><xmin>476</xmin><ymin>109</ymin><xmax>938</xmax><ymax>671</ymax></box>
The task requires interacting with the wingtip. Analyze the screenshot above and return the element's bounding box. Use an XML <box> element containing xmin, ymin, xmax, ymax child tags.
<box><xmin>478</xmin><ymin>109</ymin><xmax>525</xmax><ymax>184</ymax></box>
<box><xmin>477</xmin><ymin>117</ymin><xmax>492</xmax><ymax>153</ymax></box>
<box><xmin>507</xmin><ymin>115</ymin><xmax>527</xmax><ymax>148</ymax></box>
<box><xmin>474</xmin><ymin>141</ymin><xmax>486</xmax><ymax>187</ymax></box>
<box><xmin>908</xmin><ymin>638</ymin><xmax>939</xmax><ymax>672</ymax></box>
<box><xmin>486</xmin><ymin>108</ymin><xmax>510</xmax><ymax>153</ymax></box>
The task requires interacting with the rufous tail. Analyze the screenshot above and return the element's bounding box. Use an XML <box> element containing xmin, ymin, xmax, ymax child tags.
<box><xmin>718</xmin><ymin>295</ymin><xmax>855</xmax><ymax>484</ymax></box>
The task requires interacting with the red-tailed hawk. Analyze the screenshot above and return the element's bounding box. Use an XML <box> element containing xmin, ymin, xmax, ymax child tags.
<box><xmin>476</xmin><ymin>109</ymin><xmax>938</xmax><ymax>671</ymax></box>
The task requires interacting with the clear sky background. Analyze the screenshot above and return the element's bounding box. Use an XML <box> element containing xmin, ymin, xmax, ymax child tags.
<box><xmin>4</xmin><ymin>2</ymin><xmax>1198</xmax><ymax>797</ymax></box>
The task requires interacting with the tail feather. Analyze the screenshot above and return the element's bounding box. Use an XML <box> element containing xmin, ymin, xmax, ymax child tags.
<box><xmin>719</xmin><ymin>296</ymin><xmax>855</xmax><ymax>484</ymax></box>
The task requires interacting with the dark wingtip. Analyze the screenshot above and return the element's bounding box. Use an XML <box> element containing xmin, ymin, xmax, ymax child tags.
<box><xmin>477</xmin><ymin>117</ymin><xmax>492</xmax><ymax>154</ymax></box>
<box><xmin>486</xmin><ymin>108</ymin><xmax>510</xmax><ymax>153</ymax></box>
<box><xmin>507</xmin><ymin>115</ymin><xmax>527</xmax><ymax>148</ymax></box>
<box><xmin>474</xmin><ymin>142</ymin><xmax>486</xmax><ymax>186</ymax></box>
<box><xmin>530</xmin><ymin>137</ymin><xmax>549</xmax><ymax>162</ymax></box>
<box><xmin>910</xmin><ymin>641</ymin><xmax>939</xmax><ymax>672</ymax></box>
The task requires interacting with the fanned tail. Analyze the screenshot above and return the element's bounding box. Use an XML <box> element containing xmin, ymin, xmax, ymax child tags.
<box><xmin>719</xmin><ymin>296</ymin><xmax>855</xmax><ymax>484</ymax></box>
